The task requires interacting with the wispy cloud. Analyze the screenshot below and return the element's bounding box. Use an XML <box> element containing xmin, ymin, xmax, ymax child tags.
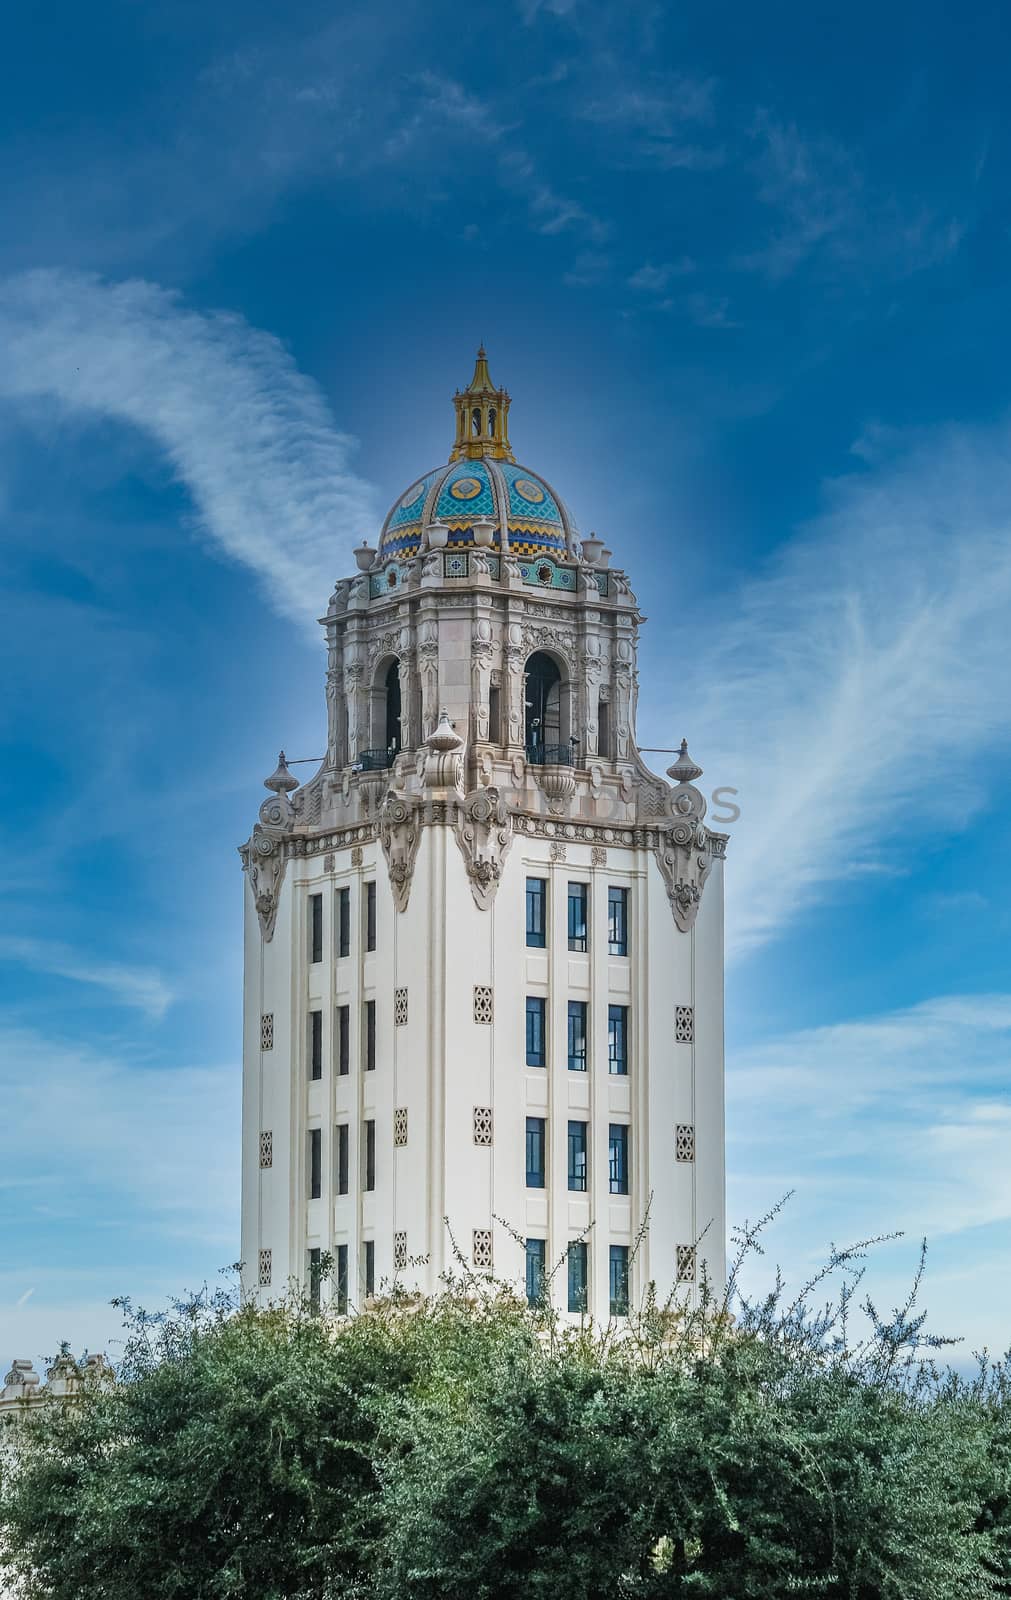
<box><xmin>727</xmin><ymin>993</ymin><xmax>1011</xmax><ymax>1350</ymax></box>
<box><xmin>661</xmin><ymin>417</ymin><xmax>1011</xmax><ymax>957</ymax></box>
<box><xmin>579</xmin><ymin>76</ymin><xmax>722</xmax><ymax>171</ymax></box>
<box><xmin>0</xmin><ymin>1024</ymin><xmax>238</xmax><ymax>1237</ymax></box>
<box><xmin>627</xmin><ymin>258</ymin><xmax>695</xmax><ymax>292</ymax></box>
<box><xmin>729</xmin><ymin>994</ymin><xmax>1011</xmax><ymax>1238</ymax></box>
<box><xmin>740</xmin><ymin>112</ymin><xmax>964</xmax><ymax>281</ymax></box>
<box><xmin>0</xmin><ymin>270</ymin><xmax>378</xmax><ymax>627</ymax></box>
<box><xmin>0</xmin><ymin>937</ymin><xmax>173</xmax><ymax>1021</ymax></box>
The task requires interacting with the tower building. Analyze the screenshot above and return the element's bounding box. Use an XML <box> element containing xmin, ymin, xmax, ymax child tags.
<box><xmin>239</xmin><ymin>352</ymin><xmax>727</xmax><ymax>1320</ymax></box>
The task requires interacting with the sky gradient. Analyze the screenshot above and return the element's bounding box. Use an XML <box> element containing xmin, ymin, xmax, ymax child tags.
<box><xmin>3</xmin><ymin>0</ymin><xmax>1011</xmax><ymax>1366</ymax></box>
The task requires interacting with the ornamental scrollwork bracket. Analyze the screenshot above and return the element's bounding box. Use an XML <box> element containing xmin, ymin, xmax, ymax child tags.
<box><xmin>454</xmin><ymin>786</ymin><xmax>514</xmax><ymax>910</ymax></box>
<box><xmin>239</xmin><ymin>790</ymin><xmax>295</xmax><ymax>942</ymax></box>
<box><xmin>653</xmin><ymin>740</ymin><xmax>716</xmax><ymax>933</ymax></box>
<box><xmin>379</xmin><ymin>790</ymin><xmax>422</xmax><ymax>913</ymax></box>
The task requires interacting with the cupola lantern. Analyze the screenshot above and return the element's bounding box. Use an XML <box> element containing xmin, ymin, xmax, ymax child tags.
<box><xmin>450</xmin><ymin>346</ymin><xmax>514</xmax><ymax>463</ymax></box>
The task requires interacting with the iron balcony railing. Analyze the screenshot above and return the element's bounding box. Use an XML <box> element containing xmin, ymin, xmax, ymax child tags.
<box><xmin>356</xmin><ymin>748</ymin><xmax>396</xmax><ymax>773</ymax></box>
<box><xmin>526</xmin><ymin>742</ymin><xmax>577</xmax><ymax>767</ymax></box>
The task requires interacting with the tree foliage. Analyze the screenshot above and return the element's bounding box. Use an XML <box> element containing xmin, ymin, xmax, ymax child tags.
<box><xmin>3</xmin><ymin>1218</ymin><xmax>1011</xmax><ymax>1599</ymax></box>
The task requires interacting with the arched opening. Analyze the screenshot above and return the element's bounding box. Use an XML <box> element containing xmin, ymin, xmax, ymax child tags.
<box><xmin>471</xmin><ymin>406</ymin><xmax>482</xmax><ymax>437</ymax></box>
<box><xmin>525</xmin><ymin>651</ymin><xmax>570</xmax><ymax>762</ymax></box>
<box><xmin>368</xmin><ymin>657</ymin><xmax>402</xmax><ymax>765</ymax></box>
<box><xmin>597</xmin><ymin>694</ymin><xmax>611</xmax><ymax>760</ymax></box>
<box><xmin>487</xmin><ymin>407</ymin><xmax>496</xmax><ymax>437</ymax></box>
<box><xmin>384</xmin><ymin>660</ymin><xmax>402</xmax><ymax>756</ymax></box>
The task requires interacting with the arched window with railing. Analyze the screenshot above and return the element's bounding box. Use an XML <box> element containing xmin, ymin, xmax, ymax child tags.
<box><xmin>524</xmin><ymin>651</ymin><xmax>574</xmax><ymax>764</ymax></box>
<box><xmin>361</xmin><ymin>657</ymin><xmax>402</xmax><ymax>771</ymax></box>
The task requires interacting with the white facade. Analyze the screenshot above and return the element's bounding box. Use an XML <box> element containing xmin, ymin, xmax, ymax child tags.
<box><xmin>239</xmin><ymin>353</ymin><xmax>727</xmax><ymax>1322</ymax></box>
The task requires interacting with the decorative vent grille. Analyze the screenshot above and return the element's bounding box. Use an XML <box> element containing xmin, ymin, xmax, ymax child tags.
<box><xmin>473</xmin><ymin>1106</ymin><xmax>493</xmax><ymax>1146</ymax></box>
<box><xmin>258</xmin><ymin>1248</ymin><xmax>272</xmax><ymax>1287</ymax></box>
<box><xmin>549</xmin><ymin>842</ymin><xmax>567</xmax><ymax>862</ymax></box>
<box><xmin>473</xmin><ymin>985</ymin><xmax>494</xmax><ymax>1025</ymax></box>
<box><xmin>351</xmin><ymin>845</ymin><xmax>364</xmax><ymax>867</ymax></box>
<box><xmin>394</xmin><ymin>1231</ymin><xmax>407</xmax><ymax>1270</ymax></box>
<box><xmin>259</xmin><ymin>1131</ymin><xmax>273</xmax><ymax>1169</ymax></box>
<box><xmin>675</xmin><ymin>1124</ymin><xmax>695</xmax><ymax>1163</ymax></box>
<box><xmin>394</xmin><ymin>987</ymin><xmax>409</xmax><ymax>1027</ymax></box>
<box><xmin>323</xmin><ymin>852</ymin><xmax>335</xmax><ymax>873</ymax></box>
<box><xmin>394</xmin><ymin>1107</ymin><xmax>408</xmax><ymax>1147</ymax></box>
<box><xmin>676</xmin><ymin>1244</ymin><xmax>696</xmax><ymax>1283</ymax></box>
<box><xmin>675</xmin><ymin>1005</ymin><xmax>694</xmax><ymax>1044</ymax></box>
<box><xmin>591</xmin><ymin>846</ymin><xmax>607</xmax><ymax>867</ymax></box>
<box><xmin>260</xmin><ymin>1013</ymin><xmax>274</xmax><ymax>1051</ymax></box>
<box><xmin>472</xmin><ymin>1229</ymin><xmax>493</xmax><ymax>1270</ymax></box>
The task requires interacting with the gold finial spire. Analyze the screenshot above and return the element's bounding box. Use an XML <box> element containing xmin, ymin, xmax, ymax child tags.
<box><xmin>450</xmin><ymin>347</ymin><xmax>514</xmax><ymax>462</ymax></box>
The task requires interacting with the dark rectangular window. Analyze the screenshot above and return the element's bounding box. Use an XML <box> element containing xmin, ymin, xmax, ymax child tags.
<box><xmin>336</xmin><ymin>1243</ymin><xmax>348</xmax><ymax>1315</ymax></box>
<box><xmin>310</xmin><ymin>893</ymin><xmax>323</xmax><ymax>963</ymax></box>
<box><xmin>363</xmin><ymin>1120</ymin><xmax>376</xmax><ymax>1192</ymax></box>
<box><xmin>568</xmin><ymin>1241</ymin><xmax>588</xmax><ymax>1314</ymax></box>
<box><xmin>567</xmin><ymin>882</ymin><xmax>588</xmax><ymax>952</ymax></box>
<box><xmin>526</xmin><ymin>996</ymin><xmax>546</xmax><ymax>1068</ymax></box>
<box><xmin>526</xmin><ymin>877</ymin><xmax>547</xmax><ymax>948</ymax></box>
<box><xmin>607</xmin><ymin>886</ymin><xmax>629</xmax><ymax>956</ymax></box>
<box><xmin>309</xmin><ymin>1128</ymin><xmax>322</xmax><ymax>1199</ymax></box>
<box><xmin>336</xmin><ymin>1123</ymin><xmax>349</xmax><ymax>1195</ymax></box>
<box><xmin>337</xmin><ymin>1005</ymin><xmax>350</xmax><ymax>1075</ymax></box>
<box><xmin>364</xmin><ymin>999</ymin><xmax>376</xmax><ymax>1071</ymax></box>
<box><xmin>365</xmin><ymin>881</ymin><xmax>377</xmax><ymax>952</ymax></box>
<box><xmin>567</xmin><ymin>1120</ymin><xmax>587</xmax><ymax>1192</ymax></box>
<box><xmin>337</xmin><ymin>887</ymin><xmax>350</xmax><ymax>959</ymax></box>
<box><xmin>609</xmin><ymin>1124</ymin><xmax>629</xmax><ymax>1195</ymax></box>
<box><xmin>308</xmin><ymin>1247</ymin><xmax>321</xmax><ymax>1316</ymax></box>
<box><xmin>526</xmin><ymin>1116</ymin><xmax>546</xmax><ymax>1188</ymax></box>
<box><xmin>608</xmin><ymin>1005</ymin><xmax>628</xmax><ymax>1076</ymax></box>
<box><xmin>567</xmin><ymin>1000</ymin><xmax>587</xmax><ymax>1072</ymax></box>
<box><xmin>609</xmin><ymin>1244</ymin><xmax>629</xmax><ymax>1316</ymax></box>
<box><xmin>364</xmin><ymin>1239</ymin><xmax>375</xmax><ymax>1298</ymax></box>
<box><xmin>526</xmin><ymin>1238</ymin><xmax>546</xmax><ymax>1306</ymax></box>
<box><xmin>309</xmin><ymin>1010</ymin><xmax>323</xmax><ymax>1081</ymax></box>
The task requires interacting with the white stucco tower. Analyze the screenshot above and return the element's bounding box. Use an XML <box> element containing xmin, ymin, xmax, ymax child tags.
<box><xmin>239</xmin><ymin>351</ymin><xmax>727</xmax><ymax>1321</ymax></box>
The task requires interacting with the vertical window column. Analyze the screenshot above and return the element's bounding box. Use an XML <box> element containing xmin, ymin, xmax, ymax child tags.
<box><xmin>309</xmin><ymin>893</ymin><xmax>323</xmax><ymax>964</ymax></box>
<box><xmin>567</xmin><ymin>1001</ymin><xmax>587</xmax><ymax>1072</ymax></box>
<box><xmin>525</xmin><ymin>1238</ymin><xmax>546</xmax><ymax>1306</ymax></box>
<box><xmin>608</xmin><ymin>1005</ymin><xmax>628</xmax><ymax>1076</ymax></box>
<box><xmin>526</xmin><ymin>1116</ymin><xmax>546</xmax><ymax>1188</ymax></box>
<box><xmin>609</xmin><ymin>1245</ymin><xmax>629</xmax><ymax>1316</ymax></box>
<box><xmin>607</xmin><ymin>886</ymin><xmax>629</xmax><ymax>956</ymax></box>
<box><xmin>567</xmin><ymin>882</ymin><xmax>588</xmax><ymax>952</ymax></box>
<box><xmin>364</xmin><ymin>1239</ymin><xmax>375</xmax><ymax>1298</ymax></box>
<box><xmin>336</xmin><ymin>1123</ymin><xmax>349</xmax><ymax>1195</ymax></box>
<box><xmin>309</xmin><ymin>1010</ymin><xmax>323</xmax><ymax>1081</ymax></box>
<box><xmin>307</xmin><ymin>1247</ymin><xmax>321</xmax><ymax>1315</ymax></box>
<box><xmin>608</xmin><ymin>1124</ymin><xmax>629</xmax><ymax>1195</ymax></box>
<box><xmin>567</xmin><ymin>1120</ymin><xmax>587</xmax><ymax>1191</ymax></box>
<box><xmin>525</xmin><ymin>996</ymin><xmax>546</xmax><ymax>1068</ymax></box>
<box><xmin>337</xmin><ymin>886</ymin><xmax>350</xmax><ymax>959</ymax></box>
<box><xmin>526</xmin><ymin>877</ymin><xmax>547</xmax><ymax>947</ymax></box>
<box><xmin>364</xmin><ymin>1000</ymin><xmax>376</xmax><ymax>1071</ymax></box>
<box><xmin>308</xmin><ymin>1128</ymin><xmax>322</xmax><ymax>1199</ymax></box>
<box><xmin>336</xmin><ymin>1244</ymin><xmax>349</xmax><ymax>1314</ymax></box>
<box><xmin>363</xmin><ymin>1120</ymin><xmax>376</xmax><ymax>1191</ymax></box>
<box><xmin>365</xmin><ymin>881</ymin><xmax>377</xmax><ymax>952</ymax></box>
<box><xmin>567</xmin><ymin>1241</ymin><xmax>588</xmax><ymax>1313</ymax></box>
<box><xmin>337</xmin><ymin>1005</ymin><xmax>350</xmax><ymax>1075</ymax></box>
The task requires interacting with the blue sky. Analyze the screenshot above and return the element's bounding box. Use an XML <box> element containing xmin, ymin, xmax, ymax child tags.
<box><xmin>3</xmin><ymin>0</ymin><xmax>1011</xmax><ymax>1365</ymax></box>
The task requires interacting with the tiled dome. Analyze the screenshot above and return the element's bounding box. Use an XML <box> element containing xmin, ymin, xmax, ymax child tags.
<box><xmin>379</xmin><ymin>455</ymin><xmax>573</xmax><ymax>561</ymax></box>
<box><xmin>376</xmin><ymin>349</ymin><xmax>577</xmax><ymax>561</ymax></box>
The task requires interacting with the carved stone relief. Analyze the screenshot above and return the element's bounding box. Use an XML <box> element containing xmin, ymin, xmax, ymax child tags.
<box><xmin>454</xmin><ymin>787</ymin><xmax>514</xmax><ymax>909</ymax></box>
<box><xmin>379</xmin><ymin>791</ymin><xmax>422</xmax><ymax>912</ymax></box>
